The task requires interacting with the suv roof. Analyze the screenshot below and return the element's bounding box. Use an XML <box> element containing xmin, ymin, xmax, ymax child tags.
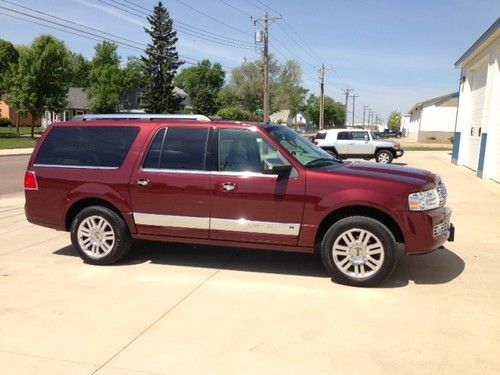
<box><xmin>73</xmin><ymin>113</ymin><xmax>212</xmax><ymax>122</ymax></box>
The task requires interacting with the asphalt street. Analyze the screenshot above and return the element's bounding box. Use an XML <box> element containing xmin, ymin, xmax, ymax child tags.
<box><xmin>0</xmin><ymin>155</ymin><xmax>30</xmax><ymax>196</ymax></box>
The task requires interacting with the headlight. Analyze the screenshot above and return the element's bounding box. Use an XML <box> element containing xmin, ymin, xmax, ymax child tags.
<box><xmin>408</xmin><ymin>188</ymin><xmax>439</xmax><ymax>211</ymax></box>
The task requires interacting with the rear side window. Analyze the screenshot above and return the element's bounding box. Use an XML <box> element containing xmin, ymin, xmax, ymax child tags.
<box><xmin>35</xmin><ymin>127</ymin><xmax>139</xmax><ymax>168</ymax></box>
<box><xmin>315</xmin><ymin>132</ymin><xmax>327</xmax><ymax>140</ymax></box>
<box><xmin>142</xmin><ymin>127</ymin><xmax>209</xmax><ymax>170</ymax></box>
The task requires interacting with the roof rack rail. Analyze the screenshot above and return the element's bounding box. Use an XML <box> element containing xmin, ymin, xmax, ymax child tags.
<box><xmin>73</xmin><ymin>114</ymin><xmax>211</xmax><ymax>121</ymax></box>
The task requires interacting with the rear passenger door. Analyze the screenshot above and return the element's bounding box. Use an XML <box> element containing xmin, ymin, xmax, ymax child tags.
<box><xmin>130</xmin><ymin>126</ymin><xmax>211</xmax><ymax>239</ymax></box>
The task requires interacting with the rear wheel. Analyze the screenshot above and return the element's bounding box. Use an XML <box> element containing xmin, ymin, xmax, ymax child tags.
<box><xmin>376</xmin><ymin>150</ymin><xmax>393</xmax><ymax>164</ymax></box>
<box><xmin>70</xmin><ymin>206</ymin><xmax>131</xmax><ymax>265</ymax></box>
<box><xmin>320</xmin><ymin>216</ymin><xmax>398</xmax><ymax>286</ymax></box>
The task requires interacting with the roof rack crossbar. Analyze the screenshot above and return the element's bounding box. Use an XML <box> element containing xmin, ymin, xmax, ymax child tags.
<box><xmin>73</xmin><ymin>114</ymin><xmax>211</xmax><ymax>121</ymax></box>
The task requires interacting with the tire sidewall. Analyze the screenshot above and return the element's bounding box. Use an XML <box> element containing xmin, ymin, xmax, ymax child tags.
<box><xmin>70</xmin><ymin>206</ymin><xmax>130</xmax><ymax>265</ymax></box>
<box><xmin>321</xmin><ymin>216</ymin><xmax>398</xmax><ymax>286</ymax></box>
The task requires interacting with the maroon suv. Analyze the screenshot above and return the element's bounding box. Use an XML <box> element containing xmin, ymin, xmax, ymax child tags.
<box><xmin>24</xmin><ymin>114</ymin><xmax>454</xmax><ymax>286</ymax></box>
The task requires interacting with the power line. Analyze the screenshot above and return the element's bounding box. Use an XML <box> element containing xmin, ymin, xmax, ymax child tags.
<box><xmin>0</xmin><ymin>6</ymin><xmax>236</xmax><ymax>69</ymax></box>
<box><xmin>92</xmin><ymin>0</ymin><xmax>254</xmax><ymax>49</ymax></box>
<box><xmin>219</xmin><ymin>0</ymin><xmax>252</xmax><ymax>17</ymax></box>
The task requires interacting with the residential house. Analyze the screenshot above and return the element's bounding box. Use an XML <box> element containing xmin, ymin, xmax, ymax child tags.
<box><xmin>269</xmin><ymin>109</ymin><xmax>307</xmax><ymax>126</ymax></box>
<box><xmin>120</xmin><ymin>86</ymin><xmax>192</xmax><ymax>112</ymax></box>
<box><xmin>405</xmin><ymin>92</ymin><xmax>458</xmax><ymax>142</ymax></box>
<box><xmin>0</xmin><ymin>96</ymin><xmax>41</xmax><ymax>126</ymax></box>
<box><xmin>42</xmin><ymin>87</ymin><xmax>90</xmax><ymax>128</ymax></box>
<box><xmin>452</xmin><ymin>18</ymin><xmax>500</xmax><ymax>182</ymax></box>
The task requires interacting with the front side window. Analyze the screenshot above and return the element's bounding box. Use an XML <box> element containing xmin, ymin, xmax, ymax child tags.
<box><xmin>35</xmin><ymin>126</ymin><xmax>139</xmax><ymax>168</ymax></box>
<box><xmin>143</xmin><ymin>127</ymin><xmax>209</xmax><ymax>170</ymax></box>
<box><xmin>219</xmin><ymin>128</ymin><xmax>286</xmax><ymax>173</ymax></box>
<box><xmin>351</xmin><ymin>131</ymin><xmax>368</xmax><ymax>141</ymax></box>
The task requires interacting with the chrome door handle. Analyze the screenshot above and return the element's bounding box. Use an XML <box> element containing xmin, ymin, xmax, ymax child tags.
<box><xmin>136</xmin><ymin>178</ymin><xmax>150</xmax><ymax>187</ymax></box>
<box><xmin>222</xmin><ymin>182</ymin><xmax>236</xmax><ymax>192</ymax></box>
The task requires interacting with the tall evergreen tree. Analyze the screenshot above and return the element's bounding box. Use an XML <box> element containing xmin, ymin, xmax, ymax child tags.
<box><xmin>142</xmin><ymin>1</ymin><xmax>183</xmax><ymax>113</ymax></box>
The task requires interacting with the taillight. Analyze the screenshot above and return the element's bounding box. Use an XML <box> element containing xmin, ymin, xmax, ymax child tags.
<box><xmin>313</xmin><ymin>140</ymin><xmax>318</xmax><ymax>145</ymax></box>
<box><xmin>24</xmin><ymin>171</ymin><xmax>38</xmax><ymax>191</ymax></box>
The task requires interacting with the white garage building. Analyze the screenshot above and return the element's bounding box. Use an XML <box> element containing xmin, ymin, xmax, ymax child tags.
<box><xmin>404</xmin><ymin>92</ymin><xmax>458</xmax><ymax>142</ymax></box>
<box><xmin>452</xmin><ymin>18</ymin><xmax>500</xmax><ymax>182</ymax></box>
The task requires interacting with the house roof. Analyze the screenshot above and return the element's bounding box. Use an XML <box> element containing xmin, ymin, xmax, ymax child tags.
<box><xmin>407</xmin><ymin>92</ymin><xmax>459</xmax><ymax>114</ymax></box>
<box><xmin>455</xmin><ymin>17</ymin><xmax>500</xmax><ymax>68</ymax></box>
<box><xmin>67</xmin><ymin>87</ymin><xmax>89</xmax><ymax>109</ymax></box>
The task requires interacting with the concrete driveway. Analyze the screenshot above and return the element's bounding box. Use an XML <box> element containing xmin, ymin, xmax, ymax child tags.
<box><xmin>0</xmin><ymin>151</ymin><xmax>499</xmax><ymax>374</ymax></box>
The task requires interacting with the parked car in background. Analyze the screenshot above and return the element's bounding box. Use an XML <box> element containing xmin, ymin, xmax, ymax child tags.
<box><xmin>313</xmin><ymin>128</ymin><xmax>404</xmax><ymax>163</ymax></box>
<box><xmin>377</xmin><ymin>129</ymin><xmax>403</xmax><ymax>139</ymax></box>
<box><xmin>24</xmin><ymin>114</ymin><xmax>453</xmax><ymax>287</ymax></box>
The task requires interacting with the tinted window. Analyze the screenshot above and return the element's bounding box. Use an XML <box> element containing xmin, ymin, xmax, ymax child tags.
<box><xmin>143</xmin><ymin>128</ymin><xmax>166</xmax><ymax>169</ymax></box>
<box><xmin>315</xmin><ymin>132</ymin><xmax>327</xmax><ymax>140</ymax></box>
<box><xmin>35</xmin><ymin>127</ymin><xmax>139</xmax><ymax>168</ymax></box>
<box><xmin>149</xmin><ymin>127</ymin><xmax>209</xmax><ymax>170</ymax></box>
<box><xmin>337</xmin><ymin>132</ymin><xmax>351</xmax><ymax>140</ymax></box>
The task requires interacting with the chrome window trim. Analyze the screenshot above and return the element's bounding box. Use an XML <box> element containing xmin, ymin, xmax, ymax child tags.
<box><xmin>139</xmin><ymin>168</ymin><xmax>277</xmax><ymax>178</ymax></box>
<box><xmin>33</xmin><ymin>164</ymin><xmax>119</xmax><ymax>170</ymax></box>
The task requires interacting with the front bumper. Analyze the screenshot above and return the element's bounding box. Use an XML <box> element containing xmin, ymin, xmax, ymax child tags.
<box><xmin>400</xmin><ymin>206</ymin><xmax>453</xmax><ymax>255</ymax></box>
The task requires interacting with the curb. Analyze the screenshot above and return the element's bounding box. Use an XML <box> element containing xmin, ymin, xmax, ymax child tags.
<box><xmin>0</xmin><ymin>148</ymin><xmax>34</xmax><ymax>157</ymax></box>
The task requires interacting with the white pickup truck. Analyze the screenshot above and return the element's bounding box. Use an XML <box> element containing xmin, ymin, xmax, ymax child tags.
<box><xmin>313</xmin><ymin>129</ymin><xmax>404</xmax><ymax>163</ymax></box>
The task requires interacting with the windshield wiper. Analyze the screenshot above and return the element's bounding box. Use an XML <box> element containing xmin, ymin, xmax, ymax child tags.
<box><xmin>305</xmin><ymin>158</ymin><xmax>339</xmax><ymax>167</ymax></box>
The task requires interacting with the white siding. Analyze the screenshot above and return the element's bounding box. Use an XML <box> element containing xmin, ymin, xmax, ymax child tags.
<box><xmin>419</xmin><ymin>102</ymin><xmax>457</xmax><ymax>132</ymax></box>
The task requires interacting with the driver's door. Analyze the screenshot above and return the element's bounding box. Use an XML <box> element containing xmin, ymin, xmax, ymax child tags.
<box><xmin>209</xmin><ymin>128</ymin><xmax>306</xmax><ymax>246</ymax></box>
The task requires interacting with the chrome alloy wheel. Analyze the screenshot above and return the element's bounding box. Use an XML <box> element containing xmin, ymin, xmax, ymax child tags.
<box><xmin>332</xmin><ymin>228</ymin><xmax>385</xmax><ymax>279</ymax></box>
<box><xmin>377</xmin><ymin>152</ymin><xmax>391</xmax><ymax>163</ymax></box>
<box><xmin>77</xmin><ymin>215</ymin><xmax>115</xmax><ymax>259</ymax></box>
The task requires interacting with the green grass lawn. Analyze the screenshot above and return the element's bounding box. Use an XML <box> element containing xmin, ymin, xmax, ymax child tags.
<box><xmin>0</xmin><ymin>126</ymin><xmax>43</xmax><ymax>136</ymax></box>
<box><xmin>0</xmin><ymin>137</ymin><xmax>38</xmax><ymax>149</ymax></box>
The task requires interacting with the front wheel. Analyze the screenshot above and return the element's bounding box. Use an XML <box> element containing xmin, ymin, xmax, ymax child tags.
<box><xmin>376</xmin><ymin>150</ymin><xmax>393</xmax><ymax>163</ymax></box>
<box><xmin>70</xmin><ymin>206</ymin><xmax>132</xmax><ymax>265</ymax></box>
<box><xmin>320</xmin><ymin>216</ymin><xmax>398</xmax><ymax>286</ymax></box>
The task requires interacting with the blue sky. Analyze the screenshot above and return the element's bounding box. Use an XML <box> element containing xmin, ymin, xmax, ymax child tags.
<box><xmin>0</xmin><ymin>0</ymin><xmax>498</xmax><ymax>121</ymax></box>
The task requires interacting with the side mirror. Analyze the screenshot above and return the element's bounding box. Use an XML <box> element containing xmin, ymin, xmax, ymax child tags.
<box><xmin>262</xmin><ymin>158</ymin><xmax>292</xmax><ymax>176</ymax></box>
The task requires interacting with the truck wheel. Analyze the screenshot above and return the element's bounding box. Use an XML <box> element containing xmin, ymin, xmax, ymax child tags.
<box><xmin>320</xmin><ymin>216</ymin><xmax>398</xmax><ymax>287</ymax></box>
<box><xmin>376</xmin><ymin>150</ymin><xmax>393</xmax><ymax>164</ymax></box>
<box><xmin>70</xmin><ymin>206</ymin><xmax>132</xmax><ymax>265</ymax></box>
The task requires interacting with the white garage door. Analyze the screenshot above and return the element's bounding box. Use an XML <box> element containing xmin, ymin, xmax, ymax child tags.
<box><xmin>463</xmin><ymin>64</ymin><xmax>488</xmax><ymax>171</ymax></box>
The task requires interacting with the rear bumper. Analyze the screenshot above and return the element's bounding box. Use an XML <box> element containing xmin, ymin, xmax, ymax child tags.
<box><xmin>400</xmin><ymin>206</ymin><xmax>453</xmax><ymax>255</ymax></box>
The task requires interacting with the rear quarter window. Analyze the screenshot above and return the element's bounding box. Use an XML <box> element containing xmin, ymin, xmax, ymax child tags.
<box><xmin>34</xmin><ymin>126</ymin><xmax>139</xmax><ymax>168</ymax></box>
<box><xmin>315</xmin><ymin>132</ymin><xmax>327</xmax><ymax>140</ymax></box>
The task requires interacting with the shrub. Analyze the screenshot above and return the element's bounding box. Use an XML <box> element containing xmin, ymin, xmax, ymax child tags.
<box><xmin>217</xmin><ymin>107</ymin><xmax>246</xmax><ymax>121</ymax></box>
<box><xmin>0</xmin><ymin>117</ymin><xmax>13</xmax><ymax>127</ymax></box>
<box><xmin>449</xmin><ymin>136</ymin><xmax>454</xmax><ymax>144</ymax></box>
<box><xmin>427</xmin><ymin>136</ymin><xmax>437</xmax><ymax>141</ymax></box>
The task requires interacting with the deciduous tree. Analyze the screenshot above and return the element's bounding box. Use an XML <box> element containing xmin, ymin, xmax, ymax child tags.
<box><xmin>387</xmin><ymin>111</ymin><xmax>401</xmax><ymax>130</ymax></box>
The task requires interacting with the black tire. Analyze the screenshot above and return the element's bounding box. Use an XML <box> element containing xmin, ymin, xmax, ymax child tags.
<box><xmin>375</xmin><ymin>150</ymin><xmax>393</xmax><ymax>164</ymax></box>
<box><xmin>320</xmin><ymin>216</ymin><xmax>398</xmax><ymax>287</ymax></box>
<box><xmin>70</xmin><ymin>205</ymin><xmax>132</xmax><ymax>265</ymax></box>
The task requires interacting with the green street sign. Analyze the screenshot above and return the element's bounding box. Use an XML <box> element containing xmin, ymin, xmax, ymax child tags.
<box><xmin>255</xmin><ymin>108</ymin><xmax>264</xmax><ymax>116</ymax></box>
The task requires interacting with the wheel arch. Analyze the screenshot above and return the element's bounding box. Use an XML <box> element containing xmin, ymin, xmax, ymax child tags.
<box><xmin>375</xmin><ymin>147</ymin><xmax>397</xmax><ymax>156</ymax></box>
<box><xmin>65</xmin><ymin>197</ymin><xmax>133</xmax><ymax>232</ymax></box>
<box><xmin>314</xmin><ymin>205</ymin><xmax>405</xmax><ymax>253</ymax></box>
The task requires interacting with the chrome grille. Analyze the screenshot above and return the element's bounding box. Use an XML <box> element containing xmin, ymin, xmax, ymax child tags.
<box><xmin>433</xmin><ymin>220</ymin><xmax>450</xmax><ymax>237</ymax></box>
<box><xmin>436</xmin><ymin>183</ymin><xmax>447</xmax><ymax>207</ymax></box>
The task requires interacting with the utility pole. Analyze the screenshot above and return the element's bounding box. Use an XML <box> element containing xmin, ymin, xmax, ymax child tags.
<box><xmin>319</xmin><ymin>64</ymin><xmax>326</xmax><ymax>130</ymax></box>
<box><xmin>351</xmin><ymin>95</ymin><xmax>359</xmax><ymax>127</ymax></box>
<box><xmin>252</xmin><ymin>13</ymin><xmax>282</xmax><ymax>123</ymax></box>
<box><xmin>362</xmin><ymin>105</ymin><xmax>367</xmax><ymax>126</ymax></box>
<box><xmin>342</xmin><ymin>88</ymin><xmax>352</xmax><ymax>127</ymax></box>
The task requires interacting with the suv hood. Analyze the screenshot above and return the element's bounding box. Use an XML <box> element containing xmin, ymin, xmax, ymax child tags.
<box><xmin>324</xmin><ymin>161</ymin><xmax>436</xmax><ymax>188</ymax></box>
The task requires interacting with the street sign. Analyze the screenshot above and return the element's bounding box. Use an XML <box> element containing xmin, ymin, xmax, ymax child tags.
<box><xmin>255</xmin><ymin>108</ymin><xmax>264</xmax><ymax>116</ymax></box>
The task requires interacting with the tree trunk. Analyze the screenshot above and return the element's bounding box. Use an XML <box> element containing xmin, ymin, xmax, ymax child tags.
<box><xmin>16</xmin><ymin>114</ymin><xmax>20</xmax><ymax>137</ymax></box>
<box><xmin>31</xmin><ymin>115</ymin><xmax>35</xmax><ymax>139</ymax></box>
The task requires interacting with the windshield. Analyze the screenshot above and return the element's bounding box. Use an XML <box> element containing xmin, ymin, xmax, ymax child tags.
<box><xmin>265</xmin><ymin>126</ymin><xmax>341</xmax><ymax>167</ymax></box>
